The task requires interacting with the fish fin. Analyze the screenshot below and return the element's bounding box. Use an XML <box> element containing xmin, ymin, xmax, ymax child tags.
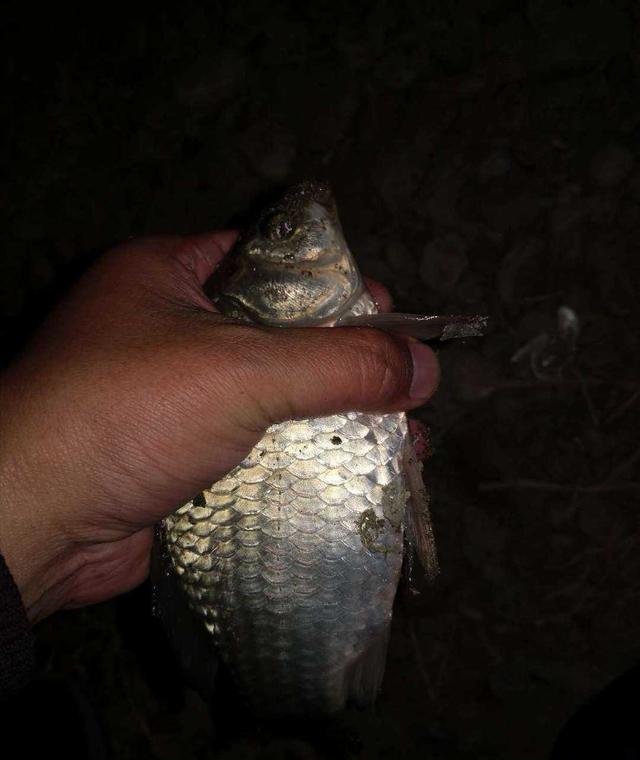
<box><xmin>151</xmin><ymin>525</ymin><xmax>219</xmax><ymax>700</ymax></box>
<box><xmin>337</xmin><ymin>313</ymin><xmax>488</xmax><ymax>341</ymax></box>
<box><xmin>402</xmin><ymin>441</ymin><xmax>440</xmax><ymax>582</ymax></box>
<box><xmin>345</xmin><ymin>626</ymin><xmax>391</xmax><ymax>708</ymax></box>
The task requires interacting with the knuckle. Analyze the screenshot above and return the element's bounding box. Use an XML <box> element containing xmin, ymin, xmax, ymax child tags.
<box><xmin>207</xmin><ymin>326</ymin><xmax>287</xmax><ymax>426</ymax></box>
<box><xmin>357</xmin><ymin>330</ymin><xmax>410</xmax><ymax>404</ymax></box>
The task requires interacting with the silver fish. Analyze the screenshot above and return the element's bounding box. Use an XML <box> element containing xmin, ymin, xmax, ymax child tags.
<box><xmin>157</xmin><ymin>181</ymin><xmax>440</xmax><ymax>716</ymax></box>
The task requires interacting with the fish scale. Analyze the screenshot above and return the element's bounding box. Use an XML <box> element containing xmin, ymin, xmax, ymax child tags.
<box><xmin>163</xmin><ymin>300</ymin><xmax>409</xmax><ymax>715</ymax></box>
<box><xmin>156</xmin><ymin>182</ymin><xmax>441</xmax><ymax>716</ymax></box>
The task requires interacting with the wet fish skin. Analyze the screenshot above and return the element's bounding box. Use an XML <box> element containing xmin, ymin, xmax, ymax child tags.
<box><xmin>163</xmin><ymin>365</ymin><xmax>408</xmax><ymax>713</ymax></box>
<box><xmin>159</xmin><ymin>182</ymin><xmax>432</xmax><ymax>715</ymax></box>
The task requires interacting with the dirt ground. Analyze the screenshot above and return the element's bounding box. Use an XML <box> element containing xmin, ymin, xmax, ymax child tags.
<box><xmin>2</xmin><ymin>2</ymin><xmax>640</xmax><ymax>758</ymax></box>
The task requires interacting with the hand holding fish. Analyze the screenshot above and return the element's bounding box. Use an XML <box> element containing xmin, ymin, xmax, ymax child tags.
<box><xmin>0</xmin><ymin>230</ymin><xmax>439</xmax><ymax>622</ymax></box>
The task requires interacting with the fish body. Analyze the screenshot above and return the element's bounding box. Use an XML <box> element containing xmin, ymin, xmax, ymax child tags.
<box><xmin>159</xmin><ymin>182</ymin><xmax>434</xmax><ymax>716</ymax></box>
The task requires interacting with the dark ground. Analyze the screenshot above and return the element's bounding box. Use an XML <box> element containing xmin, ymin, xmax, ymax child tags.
<box><xmin>2</xmin><ymin>1</ymin><xmax>640</xmax><ymax>758</ymax></box>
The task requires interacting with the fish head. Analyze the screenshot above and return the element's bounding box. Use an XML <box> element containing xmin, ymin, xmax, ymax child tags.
<box><xmin>211</xmin><ymin>181</ymin><xmax>362</xmax><ymax>326</ymax></box>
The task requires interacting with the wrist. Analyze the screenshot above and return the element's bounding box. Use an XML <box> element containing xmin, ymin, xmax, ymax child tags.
<box><xmin>0</xmin><ymin>461</ymin><xmax>77</xmax><ymax>621</ymax></box>
<box><xmin>0</xmin><ymin>387</ymin><xmax>78</xmax><ymax>621</ymax></box>
<box><xmin>0</xmin><ymin>546</ymin><xmax>75</xmax><ymax>623</ymax></box>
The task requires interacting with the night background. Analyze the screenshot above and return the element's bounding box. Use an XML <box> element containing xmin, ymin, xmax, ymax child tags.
<box><xmin>2</xmin><ymin>1</ymin><xmax>640</xmax><ymax>757</ymax></box>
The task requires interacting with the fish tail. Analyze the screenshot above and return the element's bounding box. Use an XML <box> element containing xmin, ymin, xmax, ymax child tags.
<box><xmin>344</xmin><ymin>625</ymin><xmax>391</xmax><ymax>708</ymax></box>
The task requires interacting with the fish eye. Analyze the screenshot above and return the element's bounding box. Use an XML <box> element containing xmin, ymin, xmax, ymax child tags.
<box><xmin>262</xmin><ymin>212</ymin><xmax>296</xmax><ymax>242</ymax></box>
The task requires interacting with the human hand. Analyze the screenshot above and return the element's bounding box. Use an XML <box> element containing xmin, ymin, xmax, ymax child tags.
<box><xmin>0</xmin><ymin>232</ymin><xmax>439</xmax><ymax>621</ymax></box>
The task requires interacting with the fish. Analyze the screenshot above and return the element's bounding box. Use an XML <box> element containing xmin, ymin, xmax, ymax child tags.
<box><xmin>155</xmin><ymin>181</ymin><xmax>478</xmax><ymax>717</ymax></box>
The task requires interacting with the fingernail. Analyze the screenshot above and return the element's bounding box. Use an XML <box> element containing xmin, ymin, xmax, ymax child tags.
<box><xmin>409</xmin><ymin>342</ymin><xmax>440</xmax><ymax>400</ymax></box>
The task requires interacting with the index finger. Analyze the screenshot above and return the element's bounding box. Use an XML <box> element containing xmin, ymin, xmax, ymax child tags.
<box><xmin>176</xmin><ymin>230</ymin><xmax>240</xmax><ymax>284</ymax></box>
<box><xmin>362</xmin><ymin>276</ymin><xmax>393</xmax><ymax>313</ymax></box>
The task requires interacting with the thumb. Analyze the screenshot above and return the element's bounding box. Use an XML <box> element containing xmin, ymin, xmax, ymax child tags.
<box><xmin>228</xmin><ymin>324</ymin><xmax>439</xmax><ymax>427</ymax></box>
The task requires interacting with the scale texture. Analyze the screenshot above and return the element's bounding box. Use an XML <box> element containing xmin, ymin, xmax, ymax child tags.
<box><xmin>162</xmin><ymin>294</ymin><xmax>410</xmax><ymax>715</ymax></box>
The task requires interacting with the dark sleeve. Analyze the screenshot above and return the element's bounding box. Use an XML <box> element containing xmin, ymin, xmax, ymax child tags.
<box><xmin>0</xmin><ymin>552</ymin><xmax>34</xmax><ymax>698</ymax></box>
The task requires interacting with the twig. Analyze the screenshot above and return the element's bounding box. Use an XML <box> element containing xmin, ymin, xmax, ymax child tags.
<box><xmin>479</xmin><ymin>479</ymin><xmax>640</xmax><ymax>494</ymax></box>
